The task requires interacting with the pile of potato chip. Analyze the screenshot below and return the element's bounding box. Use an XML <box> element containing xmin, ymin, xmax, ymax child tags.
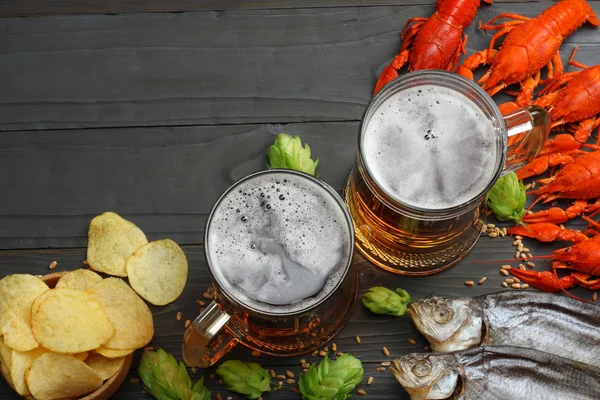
<box><xmin>0</xmin><ymin>212</ymin><xmax>190</xmax><ymax>399</ymax></box>
<box><xmin>0</xmin><ymin>271</ymin><xmax>153</xmax><ymax>399</ymax></box>
<box><xmin>87</xmin><ymin>212</ymin><xmax>188</xmax><ymax>306</ymax></box>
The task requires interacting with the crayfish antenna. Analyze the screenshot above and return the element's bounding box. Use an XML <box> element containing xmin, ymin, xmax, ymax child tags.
<box><xmin>581</xmin><ymin>215</ymin><xmax>600</xmax><ymax>237</ymax></box>
<box><xmin>519</xmin><ymin>254</ymin><xmax>553</xmax><ymax>261</ymax></box>
<box><xmin>582</xmin><ymin>214</ymin><xmax>600</xmax><ymax>228</ymax></box>
<box><xmin>472</xmin><ymin>255</ymin><xmax>552</xmax><ymax>264</ymax></box>
<box><xmin>539</xmin><ymin>193</ymin><xmax>559</xmax><ymax>203</ymax></box>
<box><xmin>522</xmin><ymin>195</ymin><xmax>544</xmax><ymax>218</ymax></box>
<box><xmin>553</xmin><ymin>267</ymin><xmax>593</xmax><ymax>303</ymax></box>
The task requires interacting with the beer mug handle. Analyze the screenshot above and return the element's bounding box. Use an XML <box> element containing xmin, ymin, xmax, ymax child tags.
<box><xmin>182</xmin><ymin>302</ymin><xmax>239</xmax><ymax>367</ymax></box>
<box><xmin>502</xmin><ymin>105</ymin><xmax>551</xmax><ymax>175</ymax></box>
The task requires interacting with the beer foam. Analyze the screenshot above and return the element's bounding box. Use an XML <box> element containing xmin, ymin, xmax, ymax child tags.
<box><xmin>207</xmin><ymin>172</ymin><xmax>352</xmax><ymax>314</ymax></box>
<box><xmin>363</xmin><ymin>84</ymin><xmax>498</xmax><ymax>210</ymax></box>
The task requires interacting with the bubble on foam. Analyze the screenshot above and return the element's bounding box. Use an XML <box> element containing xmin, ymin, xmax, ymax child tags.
<box><xmin>207</xmin><ymin>172</ymin><xmax>351</xmax><ymax>314</ymax></box>
<box><xmin>363</xmin><ymin>84</ymin><xmax>498</xmax><ymax>209</ymax></box>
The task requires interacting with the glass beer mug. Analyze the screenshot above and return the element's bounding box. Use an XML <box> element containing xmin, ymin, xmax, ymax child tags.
<box><xmin>344</xmin><ymin>70</ymin><xmax>550</xmax><ymax>275</ymax></box>
<box><xmin>183</xmin><ymin>169</ymin><xmax>357</xmax><ymax>367</ymax></box>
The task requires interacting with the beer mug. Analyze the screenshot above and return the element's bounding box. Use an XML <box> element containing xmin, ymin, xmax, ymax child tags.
<box><xmin>344</xmin><ymin>70</ymin><xmax>550</xmax><ymax>275</ymax></box>
<box><xmin>183</xmin><ymin>169</ymin><xmax>357</xmax><ymax>367</ymax></box>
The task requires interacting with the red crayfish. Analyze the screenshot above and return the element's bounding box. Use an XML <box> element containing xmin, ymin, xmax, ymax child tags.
<box><xmin>522</xmin><ymin>199</ymin><xmax>600</xmax><ymax>224</ymax></box>
<box><xmin>514</xmin><ymin>150</ymin><xmax>600</xmax><ymax>225</ymax></box>
<box><xmin>499</xmin><ymin>143</ymin><xmax>600</xmax><ymax>301</ymax></box>
<box><xmin>537</xmin><ymin>134</ymin><xmax>599</xmax><ymax>157</ymax></box>
<box><xmin>507</xmin><ymin>222</ymin><xmax>589</xmax><ymax>242</ymax></box>
<box><xmin>458</xmin><ymin>0</ymin><xmax>600</xmax><ymax>104</ymax></box>
<box><xmin>531</xmin><ymin>47</ymin><xmax>600</xmax><ymax>143</ymax></box>
<box><xmin>517</xmin><ymin>150</ymin><xmax>600</xmax><ymax>201</ymax></box>
<box><xmin>509</xmin><ymin>235</ymin><xmax>600</xmax><ymax>293</ymax></box>
<box><xmin>500</xmin><ymin>151</ymin><xmax>600</xmax><ymax>297</ymax></box>
<box><xmin>373</xmin><ymin>0</ymin><xmax>492</xmax><ymax>94</ymax></box>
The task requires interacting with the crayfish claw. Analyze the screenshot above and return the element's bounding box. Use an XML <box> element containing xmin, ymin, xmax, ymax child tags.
<box><xmin>508</xmin><ymin>269</ymin><xmax>578</xmax><ymax>293</ymax></box>
<box><xmin>572</xmin><ymin>272</ymin><xmax>600</xmax><ymax>290</ymax></box>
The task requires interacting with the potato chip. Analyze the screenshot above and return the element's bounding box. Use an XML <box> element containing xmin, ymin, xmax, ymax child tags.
<box><xmin>74</xmin><ymin>351</ymin><xmax>89</xmax><ymax>362</ymax></box>
<box><xmin>85</xmin><ymin>353</ymin><xmax>125</xmax><ymax>381</ymax></box>
<box><xmin>0</xmin><ymin>359</ymin><xmax>13</xmax><ymax>390</ymax></box>
<box><xmin>0</xmin><ymin>274</ymin><xmax>49</xmax><ymax>351</ymax></box>
<box><xmin>0</xmin><ymin>338</ymin><xmax>13</xmax><ymax>388</ymax></box>
<box><xmin>86</xmin><ymin>278</ymin><xmax>153</xmax><ymax>350</ymax></box>
<box><xmin>87</xmin><ymin>212</ymin><xmax>148</xmax><ymax>277</ymax></box>
<box><xmin>31</xmin><ymin>288</ymin><xmax>115</xmax><ymax>353</ymax></box>
<box><xmin>2</xmin><ymin>315</ymin><xmax>38</xmax><ymax>354</ymax></box>
<box><xmin>0</xmin><ymin>337</ymin><xmax>12</xmax><ymax>368</ymax></box>
<box><xmin>26</xmin><ymin>353</ymin><xmax>103</xmax><ymax>400</ymax></box>
<box><xmin>94</xmin><ymin>347</ymin><xmax>134</xmax><ymax>358</ymax></box>
<box><xmin>55</xmin><ymin>268</ymin><xmax>103</xmax><ymax>291</ymax></box>
<box><xmin>126</xmin><ymin>239</ymin><xmax>188</xmax><ymax>306</ymax></box>
<box><xmin>9</xmin><ymin>346</ymin><xmax>49</xmax><ymax>396</ymax></box>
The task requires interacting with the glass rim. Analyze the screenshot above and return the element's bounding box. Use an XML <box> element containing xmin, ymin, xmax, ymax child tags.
<box><xmin>204</xmin><ymin>168</ymin><xmax>355</xmax><ymax>317</ymax></box>
<box><xmin>358</xmin><ymin>70</ymin><xmax>507</xmax><ymax>217</ymax></box>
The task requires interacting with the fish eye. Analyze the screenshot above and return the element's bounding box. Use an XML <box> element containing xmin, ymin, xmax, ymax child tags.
<box><xmin>433</xmin><ymin>305</ymin><xmax>453</xmax><ymax>324</ymax></box>
<box><xmin>412</xmin><ymin>359</ymin><xmax>432</xmax><ymax>377</ymax></box>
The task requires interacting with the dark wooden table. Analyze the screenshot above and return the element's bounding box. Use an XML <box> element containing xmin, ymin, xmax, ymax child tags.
<box><xmin>2</xmin><ymin>1</ymin><xmax>600</xmax><ymax>399</ymax></box>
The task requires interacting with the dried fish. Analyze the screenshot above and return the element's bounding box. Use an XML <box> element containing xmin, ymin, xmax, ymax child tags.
<box><xmin>391</xmin><ymin>346</ymin><xmax>600</xmax><ymax>400</ymax></box>
<box><xmin>408</xmin><ymin>291</ymin><xmax>600</xmax><ymax>367</ymax></box>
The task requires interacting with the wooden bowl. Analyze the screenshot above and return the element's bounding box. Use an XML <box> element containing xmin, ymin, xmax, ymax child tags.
<box><xmin>22</xmin><ymin>271</ymin><xmax>135</xmax><ymax>400</ymax></box>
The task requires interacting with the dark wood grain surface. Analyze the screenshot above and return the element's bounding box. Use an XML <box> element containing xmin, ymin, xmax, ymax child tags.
<box><xmin>2</xmin><ymin>3</ymin><xmax>599</xmax><ymax>132</ymax></box>
<box><xmin>0</xmin><ymin>0</ymin><xmax>540</xmax><ymax>18</ymax></box>
<box><xmin>1</xmin><ymin>1</ymin><xmax>600</xmax><ymax>399</ymax></box>
<box><xmin>1</xmin><ymin>241</ymin><xmax>577</xmax><ymax>400</ymax></box>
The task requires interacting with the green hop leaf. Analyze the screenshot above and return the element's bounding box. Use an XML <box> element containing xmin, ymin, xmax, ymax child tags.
<box><xmin>299</xmin><ymin>354</ymin><xmax>364</xmax><ymax>400</ymax></box>
<box><xmin>362</xmin><ymin>287</ymin><xmax>412</xmax><ymax>316</ymax></box>
<box><xmin>485</xmin><ymin>172</ymin><xmax>527</xmax><ymax>223</ymax></box>
<box><xmin>216</xmin><ymin>360</ymin><xmax>272</xmax><ymax>399</ymax></box>
<box><xmin>267</xmin><ymin>133</ymin><xmax>320</xmax><ymax>176</ymax></box>
<box><xmin>191</xmin><ymin>377</ymin><xmax>211</xmax><ymax>400</ymax></box>
<box><xmin>138</xmin><ymin>349</ymin><xmax>211</xmax><ymax>400</ymax></box>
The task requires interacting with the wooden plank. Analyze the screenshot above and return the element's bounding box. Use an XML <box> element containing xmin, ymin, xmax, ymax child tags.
<box><xmin>2</xmin><ymin>3</ymin><xmax>600</xmax><ymax>131</ymax></box>
<box><xmin>0</xmin><ymin>113</ymin><xmax>594</xmax><ymax>251</ymax></box>
<box><xmin>0</xmin><ymin>240</ymin><xmax>590</xmax><ymax>399</ymax></box>
<box><xmin>0</xmin><ymin>0</ymin><xmax>540</xmax><ymax>18</ymax></box>
<box><xmin>0</xmin><ymin>122</ymin><xmax>357</xmax><ymax>249</ymax></box>
<box><xmin>0</xmin><ymin>7</ymin><xmax>402</xmax><ymax>131</ymax></box>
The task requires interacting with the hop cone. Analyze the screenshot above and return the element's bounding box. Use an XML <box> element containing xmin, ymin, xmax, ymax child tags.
<box><xmin>362</xmin><ymin>286</ymin><xmax>411</xmax><ymax>316</ymax></box>
<box><xmin>216</xmin><ymin>360</ymin><xmax>271</xmax><ymax>399</ymax></box>
<box><xmin>299</xmin><ymin>354</ymin><xmax>364</xmax><ymax>400</ymax></box>
<box><xmin>267</xmin><ymin>133</ymin><xmax>319</xmax><ymax>176</ymax></box>
<box><xmin>485</xmin><ymin>172</ymin><xmax>526</xmax><ymax>223</ymax></box>
<box><xmin>138</xmin><ymin>349</ymin><xmax>210</xmax><ymax>400</ymax></box>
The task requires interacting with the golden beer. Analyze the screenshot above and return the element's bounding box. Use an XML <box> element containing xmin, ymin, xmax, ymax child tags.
<box><xmin>345</xmin><ymin>163</ymin><xmax>485</xmax><ymax>274</ymax></box>
<box><xmin>183</xmin><ymin>169</ymin><xmax>357</xmax><ymax>367</ymax></box>
<box><xmin>344</xmin><ymin>71</ymin><xmax>549</xmax><ymax>274</ymax></box>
